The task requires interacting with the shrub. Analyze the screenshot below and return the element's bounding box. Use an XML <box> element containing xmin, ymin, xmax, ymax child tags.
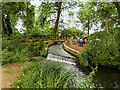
<box><xmin>81</xmin><ymin>30</ymin><xmax>120</xmax><ymax>68</ymax></box>
<box><xmin>2</xmin><ymin>39</ymin><xmax>31</xmax><ymax>65</ymax></box>
<box><xmin>26</xmin><ymin>40</ymin><xmax>47</xmax><ymax>57</ymax></box>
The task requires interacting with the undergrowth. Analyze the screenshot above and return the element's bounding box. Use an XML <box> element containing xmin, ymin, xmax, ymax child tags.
<box><xmin>13</xmin><ymin>60</ymin><xmax>97</xmax><ymax>88</ymax></box>
<box><xmin>2</xmin><ymin>39</ymin><xmax>47</xmax><ymax>65</ymax></box>
<box><xmin>2</xmin><ymin>39</ymin><xmax>31</xmax><ymax>65</ymax></box>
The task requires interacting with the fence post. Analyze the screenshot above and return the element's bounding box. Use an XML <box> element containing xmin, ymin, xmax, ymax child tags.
<box><xmin>67</xmin><ymin>40</ymin><xmax>69</xmax><ymax>45</ymax></box>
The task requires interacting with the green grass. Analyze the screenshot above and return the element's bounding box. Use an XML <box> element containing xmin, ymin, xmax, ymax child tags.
<box><xmin>3</xmin><ymin>70</ymin><xmax>13</xmax><ymax>74</ymax></box>
<box><xmin>13</xmin><ymin>60</ymin><xmax>77</xmax><ymax>88</ymax></box>
<box><xmin>13</xmin><ymin>60</ymin><xmax>96</xmax><ymax>88</ymax></box>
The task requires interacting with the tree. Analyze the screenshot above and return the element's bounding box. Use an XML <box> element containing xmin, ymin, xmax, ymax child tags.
<box><xmin>20</xmin><ymin>2</ymin><xmax>35</xmax><ymax>38</ymax></box>
<box><xmin>113</xmin><ymin>1</ymin><xmax>120</xmax><ymax>24</ymax></box>
<box><xmin>2</xmin><ymin>2</ymin><xmax>20</xmax><ymax>36</ymax></box>
<box><xmin>77</xmin><ymin>2</ymin><xmax>96</xmax><ymax>35</ymax></box>
<box><xmin>77</xmin><ymin>1</ymin><xmax>120</xmax><ymax>34</ymax></box>
<box><xmin>37</xmin><ymin>2</ymin><xmax>55</xmax><ymax>29</ymax></box>
<box><xmin>2</xmin><ymin>2</ymin><xmax>35</xmax><ymax>38</ymax></box>
<box><xmin>36</xmin><ymin>1</ymin><xmax>78</xmax><ymax>38</ymax></box>
<box><xmin>53</xmin><ymin>2</ymin><xmax>62</xmax><ymax>37</ymax></box>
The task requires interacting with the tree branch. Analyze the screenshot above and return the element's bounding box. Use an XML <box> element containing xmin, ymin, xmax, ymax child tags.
<box><xmin>108</xmin><ymin>16</ymin><xmax>120</xmax><ymax>24</ymax></box>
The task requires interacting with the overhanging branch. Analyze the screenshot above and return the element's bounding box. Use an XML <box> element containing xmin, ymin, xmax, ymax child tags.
<box><xmin>108</xmin><ymin>16</ymin><xmax>120</xmax><ymax>24</ymax></box>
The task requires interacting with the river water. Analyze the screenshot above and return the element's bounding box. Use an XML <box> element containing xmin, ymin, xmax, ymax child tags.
<box><xmin>45</xmin><ymin>42</ymin><xmax>120</xmax><ymax>88</ymax></box>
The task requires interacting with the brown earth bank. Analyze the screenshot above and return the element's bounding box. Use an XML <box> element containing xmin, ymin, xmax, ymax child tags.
<box><xmin>2</xmin><ymin>63</ymin><xmax>25</xmax><ymax>88</ymax></box>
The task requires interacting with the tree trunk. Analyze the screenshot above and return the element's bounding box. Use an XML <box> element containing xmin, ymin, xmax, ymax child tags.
<box><xmin>27</xmin><ymin>2</ymin><xmax>29</xmax><ymax>39</ymax></box>
<box><xmin>2</xmin><ymin>15</ymin><xmax>7</xmax><ymax>34</ymax></box>
<box><xmin>53</xmin><ymin>2</ymin><xmax>62</xmax><ymax>37</ymax></box>
<box><xmin>114</xmin><ymin>1</ymin><xmax>120</xmax><ymax>25</ymax></box>
<box><xmin>106</xmin><ymin>16</ymin><xmax>109</xmax><ymax>32</ymax></box>
<box><xmin>6</xmin><ymin>13</ymin><xmax>12</xmax><ymax>36</ymax></box>
<box><xmin>88</xmin><ymin>16</ymin><xmax>89</xmax><ymax>35</ymax></box>
<box><xmin>103</xmin><ymin>3</ymin><xmax>109</xmax><ymax>32</ymax></box>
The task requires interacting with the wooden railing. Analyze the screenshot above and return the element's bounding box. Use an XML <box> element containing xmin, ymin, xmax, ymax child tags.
<box><xmin>30</xmin><ymin>36</ymin><xmax>71</xmax><ymax>41</ymax></box>
<box><xmin>8</xmin><ymin>35</ymin><xmax>71</xmax><ymax>43</ymax></box>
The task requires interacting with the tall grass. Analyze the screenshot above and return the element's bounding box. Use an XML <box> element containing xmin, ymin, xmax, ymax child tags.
<box><xmin>13</xmin><ymin>60</ymin><xmax>96</xmax><ymax>88</ymax></box>
<box><xmin>13</xmin><ymin>61</ymin><xmax>78</xmax><ymax>88</ymax></box>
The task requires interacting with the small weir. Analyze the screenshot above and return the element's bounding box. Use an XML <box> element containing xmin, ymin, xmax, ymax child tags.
<box><xmin>46</xmin><ymin>53</ymin><xmax>77</xmax><ymax>65</ymax></box>
<box><xmin>46</xmin><ymin>42</ymin><xmax>78</xmax><ymax>65</ymax></box>
<box><xmin>45</xmin><ymin>42</ymin><xmax>87</xmax><ymax>87</ymax></box>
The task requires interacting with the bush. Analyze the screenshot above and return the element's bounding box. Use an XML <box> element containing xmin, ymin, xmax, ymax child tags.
<box><xmin>81</xmin><ymin>30</ymin><xmax>120</xmax><ymax>68</ymax></box>
<box><xmin>2</xmin><ymin>39</ymin><xmax>31</xmax><ymax>65</ymax></box>
<box><xmin>27</xmin><ymin>40</ymin><xmax>47</xmax><ymax>57</ymax></box>
<box><xmin>2</xmin><ymin>38</ymin><xmax>49</xmax><ymax>65</ymax></box>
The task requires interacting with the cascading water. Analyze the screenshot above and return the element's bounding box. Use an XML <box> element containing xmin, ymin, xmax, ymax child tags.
<box><xmin>45</xmin><ymin>42</ymin><xmax>87</xmax><ymax>87</ymax></box>
<box><xmin>46</xmin><ymin>42</ymin><xmax>78</xmax><ymax>65</ymax></box>
<box><xmin>46</xmin><ymin>53</ymin><xmax>77</xmax><ymax>65</ymax></box>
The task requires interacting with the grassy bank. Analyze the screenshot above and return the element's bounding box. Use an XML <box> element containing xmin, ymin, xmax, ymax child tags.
<box><xmin>13</xmin><ymin>60</ymin><xmax>97</xmax><ymax>88</ymax></box>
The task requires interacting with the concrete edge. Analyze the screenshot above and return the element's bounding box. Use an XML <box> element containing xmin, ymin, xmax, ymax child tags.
<box><xmin>63</xmin><ymin>43</ymin><xmax>94</xmax><ymax>69</ymax></box>
<box><xmin>63</xmin><ymin>43</ymin><xmax>79</xmax><ymax>53</ymax></box>
<box><xmin>63</xmin><ymin>43</ymin><xmax>82</xmax><ymax>64</ymax></box>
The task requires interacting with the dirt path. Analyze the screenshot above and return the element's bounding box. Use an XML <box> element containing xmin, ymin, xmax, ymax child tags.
<box><xmin>0</xmin><ymin>66</ymin><xmax>2</xmax><ymax>89</ymax></box>
<box><xmin>2</xmin><ymin>63</ymin><xmax>25</xmax><ymax>88</ymax></box>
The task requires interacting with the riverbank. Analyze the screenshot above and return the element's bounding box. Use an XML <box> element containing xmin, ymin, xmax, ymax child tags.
<box><xmin>1</xmin><ymin>40</ymin><xmax>86</xmax><ymax>88</ymax></box>
<box><xmin>2</xmin><ymin>63</ymin><xmax>26</xmax><ymax>88</ymax></box>
<box><xmin>1</xmin><ymin>40</ymin><xmax>64</xmax><ymax>88</ymax></box>
<box><xmin>63</xmin><ymin>40</ymin><xmax>87</xmax><ymax>63</ymax></box>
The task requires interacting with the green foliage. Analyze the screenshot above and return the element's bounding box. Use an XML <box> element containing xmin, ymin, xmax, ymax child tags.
<box><xmin>20</xmin><ymin>2</ymin><xmax>35</xmax><ymax>29</ymax></box>
<box><xmin>81</xmin><ymin>30</ymin><xmax>120</xmax><ymax>68</ymax></box>
<box><xmin>9</xmin><ymin>31</ymin><xmax>25</xmax><ymax>40</ymax></box>
<box><xmin>27</xmin><ymin>40</ymin><xmax>47</xmax><ymax>57</ymax></box>
<box><xmin>2</xmin><ymin>39</ymin><xmax>47</xmax><ymax>65</ymax></box>
<box><xmin>13</xmin><ymin>60</ymin><xmax>96</xmax><ymax>88</ymax></box>
<box><xmin>13</xmin><ymin>61</ymin><xmax>77</xmax><ymax>88</ymax></box>
<box><xmin>37</xmin><ymin>2</ymin><xmax>55</xmax><ymax>28</ymax></box>
<box><xmin>61</xmin><ymin>27</ymin><xmax>85</xmax><ymax>37</ymax></box>
<box><xmin>77</xmin><ymin>2</ymin><xmax>120</xmax><ymax>34</ymax></box>
<box><xmin>80</xmin><ymin>66</ymin><xmax>98</xmax><ymax>88</ymax></box>
<box><xmin>77</xmin><ymin>2</ymin><xmax>96</xmax><ymax>33</ymax></box>
<box><xmin>2</xmin><ymin>2</ymin><xmax>35</xmax><ymax>36</ymax></box>
<box><xmin>2</xmin><ymin>39</ymin><xmax>31</xmax><ymax>65</ymax></box>
<box><xmin>80</xmin><ymin>51</ymin><xmax>89</xmax><ymax>66</ymax></box>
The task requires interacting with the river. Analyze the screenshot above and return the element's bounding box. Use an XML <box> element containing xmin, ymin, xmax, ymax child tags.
<box><xmin>45</xmin><ymin>42</ymin><xmax>120</xmax><ymax>88</ymax></box>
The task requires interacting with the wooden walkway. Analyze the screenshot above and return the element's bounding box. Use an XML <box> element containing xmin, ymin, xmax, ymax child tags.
<box><xmin>44</xmin><ymin>40</ymin><xmax>65</xmax><ymax>43</ymax></box>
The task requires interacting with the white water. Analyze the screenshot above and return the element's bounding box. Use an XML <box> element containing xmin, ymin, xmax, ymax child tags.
<box><xmin>46</xmin><ymin>53</ymin><xmax>76</xmax><ymax>65</ymax></box>
<box><xmin>45</xmin><ymin>43</ymin><xmax>87</xmax><ymax>87</ymax></box>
